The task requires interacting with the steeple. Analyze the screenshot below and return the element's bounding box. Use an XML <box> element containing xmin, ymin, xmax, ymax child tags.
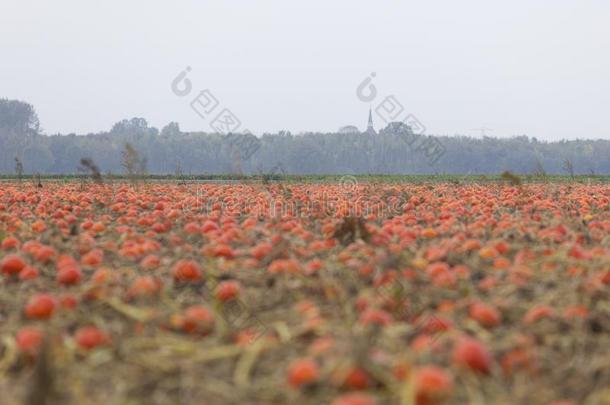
<box><xmin>366</xmin><ymin>107</ymin><xmax>376</xmax><ymax>135</ymax></box>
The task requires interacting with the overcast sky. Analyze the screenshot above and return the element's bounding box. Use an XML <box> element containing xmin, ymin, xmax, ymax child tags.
<box><xmin>1</xmin><ymin>0</ymin><xmax>609</xmax><ymax>140</ymax></box>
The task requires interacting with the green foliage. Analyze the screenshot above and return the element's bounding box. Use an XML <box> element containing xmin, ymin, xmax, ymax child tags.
<box><xmin>501</xmin><ymin>171</ymin><xmax>522</xmax><ymax>186</ymax></box>
<box><xmin>121</xmin><ymin>143</ymin><xmax>147</xmax><ymax>181</ymax></box>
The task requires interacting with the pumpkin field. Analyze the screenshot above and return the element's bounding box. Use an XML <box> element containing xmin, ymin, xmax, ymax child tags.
<box><xmin>0</xmin><ymin>179</ymin><xmax>609</xmax><ymax>405</ymax></box>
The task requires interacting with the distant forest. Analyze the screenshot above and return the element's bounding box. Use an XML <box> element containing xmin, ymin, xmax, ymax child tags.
<box><xmin>1</xmin><ymin>99</ymin><xmax>609</xmax><ymax>175</ymax></box>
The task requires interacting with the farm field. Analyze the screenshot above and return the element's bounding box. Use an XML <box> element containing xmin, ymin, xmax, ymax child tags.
<box><xmin>0</xmin><ymin>180</ymin><xmax>609</xmax><ymax>405</ymax></box>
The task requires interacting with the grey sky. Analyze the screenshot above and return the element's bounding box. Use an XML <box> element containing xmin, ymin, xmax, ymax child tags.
<box><xmin>1</xmin><ymin>0</ymin><xmax>609</xmax><ymax>140</ymax></box>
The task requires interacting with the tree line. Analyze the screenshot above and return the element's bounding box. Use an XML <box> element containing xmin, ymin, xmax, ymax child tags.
<box><xmin>1</xmin><ymin>98</ymin><xmax>609</xmax><ymax>175</ymax></box>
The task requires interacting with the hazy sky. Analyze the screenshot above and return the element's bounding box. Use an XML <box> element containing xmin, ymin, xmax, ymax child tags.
<box><xmin>1</xmin><ymin>0</ymin><xmax>609</xmax><ymax>140</ymax></box>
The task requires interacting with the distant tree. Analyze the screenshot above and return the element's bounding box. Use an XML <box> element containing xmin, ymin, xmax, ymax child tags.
<box><xmin>533</xmin><ymin>157</ymin><xmax>547</xmax><ymax>179</ymax></box>
<box><xmin>111</xmin><ymin>117</ymin><xmax>158</xmax><ymax>139</ymax></box>
<box><xmin>14</xmin><ymin>157</ymin><xmax>23</xmax><ymax>181</ymax></box>
<box><xmin>161</xmin><ymin>122</ymin><xmax>181</xmax><ymax>137</ymax></box>
<box><xmin>174</xmin><ymin>161</ymin><xmax>187</xmax><ymax>184</ymax></box>
<box><xmin>121</xmin><ymin>143</ymin><xmax>147</xmax><ymax>180</ymax></box>
<box><xmin>379</xmin><ymin>121</ymin><xmax>414</xmax><ymax>136</ymax></box>
<box><xmin>562</xmin><ymin>158</ymin><xmax>575</xmax><ymax>178</ymax></box>
<box><xmin>111</xmin><ymin>117</ymin><xmax>148</xmax><ymax>134</ymax></box>
<box><xmin>23</xmin><ymin>143</ymin><xmax>54</xmax><ymax>172</ymax></box>
<box><xmin>338</xmin><ymin>125</ymin><xmax>360</xmax><ymax>134</ymax></box>
<box><xmin>34</xmin><ymin>173</ymin><xmax>42</xmax><ymax>188</ymax></box>
<box><xmin>121</xmin><ymin>143</ymin><xmax>138</xmax><ymax>177</ymax></box>
<box><xmin>2</xmin><ymin>104</ymin><xmax>610</xmax><ymax>175</ymax></box>
<box><xmin>174</xmin><ymin>161</ymin><xmax>183</xmax><ymax>177</ymax></box>
<box><xmin>0</xmin><ymin>99</ymin><xmax>40</xmax><ymax>134</ymax></box>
